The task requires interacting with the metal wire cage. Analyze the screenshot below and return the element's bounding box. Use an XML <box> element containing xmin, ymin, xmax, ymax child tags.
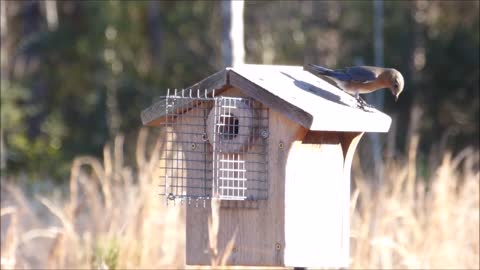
<box><xmin>158</xmin><ymin>90</ymin><xmax>268</xmax><ymax>205</ymax></box>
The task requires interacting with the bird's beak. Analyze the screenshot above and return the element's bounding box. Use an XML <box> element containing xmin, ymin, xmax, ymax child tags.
<box><xmin>395</xmin><ymin>95</ymin><xmax>399</xmax><ymax>102</ymax></box>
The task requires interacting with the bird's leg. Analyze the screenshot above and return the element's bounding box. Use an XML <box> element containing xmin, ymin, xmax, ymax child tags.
<box><xmin>355</xmin><ymin>92</ymin><xmax>374</xmax><ymax>110</ymax></box>
<box><xmin>355</xmin><ymin>92</ymin><xmax>366</xmax><ymax>109</ymax></box>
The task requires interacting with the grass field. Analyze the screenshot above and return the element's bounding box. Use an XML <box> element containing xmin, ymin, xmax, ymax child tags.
<box><xmin>1</xmin><ymin>128</ymin><xmax>478</xmax><ymax>269</ymax></box>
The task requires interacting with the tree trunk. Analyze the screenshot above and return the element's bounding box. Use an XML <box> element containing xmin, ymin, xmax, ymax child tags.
<box><xmin>20</xmin><ymin>1</ymin><xmax>47</xmax><ymax>139</ymax></box>
<box><xmin>303</xmin><ymin>1</ymin><xmax>341</xmax><ymax>67</ymax></box>
<box><xmin>104</xmin><ymin>1</ymin><xmax>123</xmax><ymax>138</ymax></box>
<box><xmin>1</xmin><ymin>0</ymin><xmax>8</xmax><ymax>170</ymax></box>
<box><xmin>367</xmin><ymin>0</ymin><xmax>385</xmax><ymax>189</ymax></box>
<box><xmin>405</xmin><ymin>0</ymin><xmax>427</xmax><ymax>194</ymax></box>
<box><xmin>147</xmin><ymin>0</ymin><xmax>163</xmax><ymax>68</ymax></box>
<box><xmin>106</xmin><ymin>77</ymin><xmax>121</xmax><ymax>137</ymax></box>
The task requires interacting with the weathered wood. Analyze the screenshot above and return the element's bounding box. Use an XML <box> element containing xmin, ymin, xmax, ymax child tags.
<box><xmin>339</xmin><ymin>131</ymin><xmax>363</xmax><ymax>264</ymax></box>
<box><xmin>141</xmin><ymin>64</ymin><xmax>388</xmax><ymax>268</ymax></box>
<box><xmin>341</xmin><ymin>132</ymin><xmax>363</xmax><ymax>161</ymax></box>
<box><xmin>302</xmin><ymin>130</ymin><xmax>341</xmax><ymax>145</ymax></box>
<box><xmin>187</xmin><ymin>98</ymin><xmax>307</xmax><ymax>266</ymax></box>
<box><xmin>228</xmin><ymin>71</ymin><xmax>313</xmax><ymax>129</ymax></box>
<box><xmin>142</xmin><ymin>65</ymin><xmax>391</xmax><ymax>133</ymax></box>
<box><xmin>229</xmin><ymin>65</ymin><xmax>392</xmax><ymax>132</ymax></box>
<box><xmin>181</xmin><ymin>88</ymin><xmax>368</xmax><ymax>268</ymax></box>
<box><xmin>186</xmin><ymin>129</ymin><xmax>365</xmax><ymax>268</ymax></box>
<box><xmin>141</xmin><ymin>69</ymin><xmax>228</xmax><ymax>126</ymax></box>
<box><xmin>180</xmin><ymin>104</ymin><xmax>212</xmax><ymax>266</ymax></box>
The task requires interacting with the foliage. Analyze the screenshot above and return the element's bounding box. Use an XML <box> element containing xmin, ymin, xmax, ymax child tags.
<box><xmin>0</xmin><ymin>82</ymin><xmax>66</xmax><ymax>178</ymax></box>
<box><xmin>1</xmin><ymin>1</ymin><xmax>478</xmax><ymax>179</ymax></box>
<box><xmin>92</xmin><ymin>237</ymin><xmax>120</xmax><ymax>270</ymax></box>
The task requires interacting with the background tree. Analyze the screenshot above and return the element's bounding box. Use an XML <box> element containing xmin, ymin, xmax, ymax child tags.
<box><xmin>1</xmin><ymin>0</ymin><xmax>478</xmax><ymax>182</ymax></box>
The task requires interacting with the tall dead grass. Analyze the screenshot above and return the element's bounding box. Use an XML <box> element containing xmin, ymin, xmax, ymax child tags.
<box><xmin>1</xmin><ymin>127</ymin><xmax>479</xmax><ymax>269</ymax></box>
<box><xmin>1</xmin><ymin>128</ymin><xmax>185</xmax><ymax>269</ymax></box>
<box><xmin>350</xmin><ymin>147</ymin><xmax>479</xmax><ymax>269</ymax></box>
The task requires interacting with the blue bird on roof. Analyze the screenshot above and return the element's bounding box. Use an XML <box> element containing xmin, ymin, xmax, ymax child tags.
<box><xmin>306</xmin><ymin>64</ymin><xmax>405</xmax><ymax>109</ymax></box>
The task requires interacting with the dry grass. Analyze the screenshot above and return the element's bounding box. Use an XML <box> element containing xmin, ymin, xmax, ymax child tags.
<box><xmin>1</xmin><ymin>127</ymin><xmax>479</xmax><ymax>269</ymax></box>
<box><xmin>1</xmin><ymin>129</ymin><xmax>185</xmax><ymax>269</ymax></box>
<box><xmin>350</xmin><ymin>147</ymin><xmax>479</xmax><ymax>269</ymax></box>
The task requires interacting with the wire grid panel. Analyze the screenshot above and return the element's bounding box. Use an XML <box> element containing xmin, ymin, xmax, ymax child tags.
<box><xmin>159</xmin><ymin>93</ymin><xmax>214</xmax><ymax>203</ymax></box>
<box><xmin>211</xmin><ymin>97</ymin><xmax>269</xmax><ymax>201</ymax></box>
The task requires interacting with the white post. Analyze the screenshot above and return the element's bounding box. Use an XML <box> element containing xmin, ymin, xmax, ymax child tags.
<box><xmin>222</xmin><ymin>0</ymin><xmax>245</xmax><ymax>67</ymax></box>
<box><xmin>44</xmin><ymin>0</ymin><xmax>59</xmax><ymax>31</ymax></box>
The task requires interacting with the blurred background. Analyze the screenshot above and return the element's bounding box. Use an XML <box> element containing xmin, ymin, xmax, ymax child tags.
<box><xmin>1</xmin><ymin>1</ymin><xmax>479</xmax><ymax>269</ymax></box>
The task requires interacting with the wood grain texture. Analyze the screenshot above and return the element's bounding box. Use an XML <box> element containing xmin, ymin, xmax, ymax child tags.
<box><xmin>186</xmin><ymin>91</ymin><xmax>308</xmax><ymax>266</ymax></box>
<box><xmin>229</xmin><ymin>65</ymin><xmax>392</xmax><ymax>132</ymax></box>
<box><xmin>142</xmin><ymin>65</ymin><xmax>391</xmax><ymax>133</ymax></box>
<box><xmin>302</xmin><ymin>130</ymin><xmax>341</xmax><ymax>145</ymax></box>
<box><xmin>181</xmin><ymin>88</ymin><xmax>367</xmax><ymax>268</ymax></box>
<box><xmin>340</xmin><ymin>131</ymin><xmax>363</xmax><ymax>264</ymax></box>
<box><xmin>228</xmin><ymin>71</ymin><xmax>313</xmax><ymax>129</ymax></box>
<box><xmin>142</xmin><ymin>64</ymin><xmax>383</xmax><ymax>268</ymax></box>
<box><xmin>178</xmin><ymin>103</ymin><xmax>215</xmax><ymax>266</ymax></box>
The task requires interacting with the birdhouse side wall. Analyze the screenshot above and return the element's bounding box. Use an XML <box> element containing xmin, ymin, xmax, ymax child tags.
<box><xmin>284</xmin><ymin>131</ymin><xmax>346</xmax><ymax>268</ymax></box>
<box><xmin>282</xmin><ymin>130</ymin><xmax>362</xmax><ymax>268</ymax></box>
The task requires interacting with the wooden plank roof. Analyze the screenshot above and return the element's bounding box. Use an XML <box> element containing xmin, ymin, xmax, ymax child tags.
<box><xmin>141</xmin><ymin>64</ymin><xmax>392</xmax><ymax>133</ymax></box>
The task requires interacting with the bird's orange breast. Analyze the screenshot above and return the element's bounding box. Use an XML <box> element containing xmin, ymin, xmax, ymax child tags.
<box><xmin>345</xmin><ymin>79</ymin><xmax>389</xmax><ymax>94</ymax></box>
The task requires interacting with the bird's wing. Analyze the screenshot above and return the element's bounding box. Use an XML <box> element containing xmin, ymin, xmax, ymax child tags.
<box><xmin>307</xmin><ymin>64</ymin><xmax>351</xmax><ymax>81</ymax></box>
<box><xmin>344</xmin><ymin>67</ymin><xmax>378</xmax><ymax>82</ymax></box>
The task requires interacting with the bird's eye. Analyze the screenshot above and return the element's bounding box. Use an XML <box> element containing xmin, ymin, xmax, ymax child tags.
<box><xmin>394</xmin><ymin>83</ymin><xmax>399</xmax><ymax>88</ymax></box>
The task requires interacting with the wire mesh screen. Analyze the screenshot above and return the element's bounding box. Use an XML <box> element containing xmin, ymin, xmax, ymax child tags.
<box><xmin>159</xmin><ymin>92</ymin><xmax>214</xmax><ymax>204</ymax></box>
<box><xmin>158</xmin><ymin>90</ymin><xmax>268</xmax><ymax>205</ymax></box>
<box><xmin>211</xmin><ymin>97</ymin><xmax>269</xmax><ymax>201</ymax></box>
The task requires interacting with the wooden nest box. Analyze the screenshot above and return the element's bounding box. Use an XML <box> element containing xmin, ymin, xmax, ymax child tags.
<box><xmin>141</xmin><ymin>64</ymin><xmax>391</xmax><ymax>268</ymax></box>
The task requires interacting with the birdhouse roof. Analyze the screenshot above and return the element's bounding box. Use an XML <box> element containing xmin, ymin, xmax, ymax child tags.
<box><xmin>141</xmin><ymin>64</ymin><xmax>392</xmax><ymax>132</ymax></box>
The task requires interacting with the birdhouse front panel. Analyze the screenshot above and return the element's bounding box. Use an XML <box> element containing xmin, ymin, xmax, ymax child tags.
<box><xmin>158</xmin><ymin>89</ymin><xmax>269</xmax><ymax>204</ymax></box>
<box><xmin>140</xmin><ymin>65</ymin><xmax>392</xmax><ymax>269</ymax></box>
<box><xmin>186</xmin><ymin>95</ymin><xmax>306</xmax><ymax>266</ymax></box>
<box><xmin>209</xmin><ymin>96</ymin><xmax>269</xmax><ymax>201</ymax></box>
<box><xmin>160</xmin><ymin>97</ymin><xmax>213</xmax><ymax>202</ymax></box>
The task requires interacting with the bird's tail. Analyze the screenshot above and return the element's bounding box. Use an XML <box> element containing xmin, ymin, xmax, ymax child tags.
<box><xmin>305</xmin><ymin>64</ymin><xmax>335</xmax><ymax>76</ymax></box>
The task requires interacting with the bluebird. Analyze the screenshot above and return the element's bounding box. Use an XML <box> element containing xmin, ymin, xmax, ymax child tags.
<box><xmin>306</xmin><ymin>64</ymin><xmax>405</xmax><ymax>109</ymax></box>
